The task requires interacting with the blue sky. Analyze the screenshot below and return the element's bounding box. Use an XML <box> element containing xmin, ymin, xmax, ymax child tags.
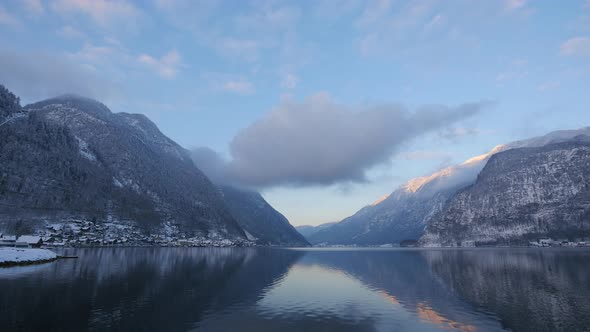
<box><xmin>1</xmin><ymin>0</ymin><xmax>590</xmax><ymax>226</ymax></box>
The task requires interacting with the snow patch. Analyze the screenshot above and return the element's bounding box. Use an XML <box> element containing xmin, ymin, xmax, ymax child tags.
<box><xmin>0</xmin><ymin>248</ymin><xmax>57</xmax><ymax>265</ymax></box>
<box><xmin>75</xmin><ymin>136</ymin><xmax>97</xmax><ymax>161</ymax></box>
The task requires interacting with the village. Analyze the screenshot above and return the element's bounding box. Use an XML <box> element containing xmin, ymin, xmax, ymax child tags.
<box><xmin>0</xmin><ymin>219</ymin><xmax>253</xmax><ymax>249</ymax></box>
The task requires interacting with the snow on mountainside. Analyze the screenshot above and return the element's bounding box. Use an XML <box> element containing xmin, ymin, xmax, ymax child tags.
<box><xmin>421</xmin><ymin>137</ymin><xmax>590</xmax><ymax>246</ymax></box>
<box><xmin>0</xmin><ymin>87</ymin><xmax>247</xmax><ymax>244</ymax></box>
<box><xmin>309</xmin><ymin>127</ymin><xmax>590</xmax><ymax>245</ymax></box>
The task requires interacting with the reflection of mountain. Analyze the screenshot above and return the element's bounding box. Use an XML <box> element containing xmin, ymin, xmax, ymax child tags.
<box><xmin>299</xmin><ymin>250</ymin><xmax>503</xmax><ymax>331</ymax></box>
<box><xmin>0</xmin><ymin>248</ymin><xmax>302</xmax><ymax>331</ymax></box>
<box><xmin>422</xmin><ymin>249</ymin><xmax>590</xmax><ymax>332</ymax></box>
<box><xmin>299</xmin><ymin>249</ymin><xmax>590</xmax><ymax>332</ymax></box>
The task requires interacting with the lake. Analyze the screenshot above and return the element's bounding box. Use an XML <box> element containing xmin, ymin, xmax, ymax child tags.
<box><xmin>1</xmin><ymin>247</ymin><xmax>589</xmax><ymax>331</ymax></box>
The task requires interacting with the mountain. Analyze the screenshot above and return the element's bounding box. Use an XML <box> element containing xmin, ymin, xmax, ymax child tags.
<box><xmin>295</xmin><ymin>222</ymin><xmax>337</xmax><ymax>238</ymax></box>
<box><xmin>421</xmin><ymin>137</ymin><xmax>590</xmax><ymax>246</ymax></box>
<box><xmin>218</xmin><ymin>185</ymin><xmax>309</xmax><ymax>246</ymax></box>
<box><xmin>306</xmin><ymin>147</ymin><xmax>505</xmax><ymax>245</ymax></box>
<box><xmin>0</xmin><ymin>86</ymin><xmax>246</xmax><ymax>243</ymax></box>
<box><xmin>309</xmin><ymin>127</ymin><xmax>590</xmax><ymax>246</ymax></box>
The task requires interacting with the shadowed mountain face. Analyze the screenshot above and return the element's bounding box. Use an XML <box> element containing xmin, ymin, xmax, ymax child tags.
<box><xmin>219</xmin><ymin>186</ymin><xmax>310</xmax><ymax>246</ymax></box>
<box><xmin>0</xmin><ymin>86</ymin><xmax>245</xmax><ymax>240</ymax></box>
<box><xmin>309</xmin><ymin>128</ymin><xmax>590</xmax><ymax>246</ymax></box>
<box><xmin>422</xmin><ymin>139</ymin><xmax>590</xmax><ymax>246</ymax></box>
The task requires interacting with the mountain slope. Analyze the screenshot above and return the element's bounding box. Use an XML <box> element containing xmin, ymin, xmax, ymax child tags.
<box><xmin>421</xmin><ymin>138</ymin><xmax>590</xmax><ymax>246</ymax></box>
<box><xmin>309</xmin><ymin>127</ymin><xmax>590</xmax><ymax>246</ymax></box>
<box><xmin>219</xmin><ymin>186</ymin><xmax>309</xmax><ymax>246</ymax></box>
<box><xmin>0</xmin><ymin>87</ymin><xmax>245</xmax><ymax>241</ymax></box>
<box><xmin>296</xmin><ymin>222</ymin><xmax>337</xmax><ymax>238</ymax></box>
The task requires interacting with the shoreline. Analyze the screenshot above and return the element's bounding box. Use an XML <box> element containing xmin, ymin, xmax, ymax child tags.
<box><xmin>0</xmin><ymin>248</ymin><xmax>58</xmax><ymax>267</ymax></box>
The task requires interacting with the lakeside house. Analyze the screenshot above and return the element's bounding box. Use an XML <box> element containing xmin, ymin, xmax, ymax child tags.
<box><xmin>16</xmin><ymin>236</ymin><xmax>43</xmax><ymax>248</ymax></box>
<box><xmin>0</xmin><ymin>234</ymin><xmax>17</xmax><ymax>247</ymax></box>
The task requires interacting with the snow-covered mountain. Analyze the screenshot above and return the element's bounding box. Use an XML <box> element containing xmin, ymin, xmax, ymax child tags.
<box><xmin>421</xmin><ymin>137</ymin><xmax>590</xmax><ymax>246</ymax></box>
<box><xmin>0</xmin><ymin>85</ymin><xmax>247</xmax><ymax>243</ymax></box>
<box><xmin>308</xmin><ymin>127</ymin><xmax>590</xmax><ymax>245</ymax></box>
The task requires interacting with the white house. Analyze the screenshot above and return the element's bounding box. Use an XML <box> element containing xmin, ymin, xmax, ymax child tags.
<box><xmin>0</xmin><ymin>234</ymin><xmax>17</xmax><ymax>247</ymax></box>
<box><xmin>17</xmin><ymin>236</ymin><xmax>43</xmax><ymax>248</ymax></box>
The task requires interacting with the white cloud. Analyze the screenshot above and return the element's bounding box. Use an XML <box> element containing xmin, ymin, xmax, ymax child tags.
<box><xmin>495</xmin><ymin>58</ymin><xmax>528</xmax><ymax>84</ymax></box>
<box><xmin>138</xmin><ymin>50</ymin><xmax>182</xmax><ymax>79</ymax></box>
<box><xmin>192</xmin><ymin>94</ymin><xmax>492</xmax><ymax>188</ymax></box>
<box><xmin>51</xmin><ymin>0</ymin><xmax>140</xmax><ymax>26</ymax></box>
<box><xmin>57</xmin><ymin>25</ymin><xmax>86</xmax><ymax>39</ymax></box>
<box><xmin>423</xmin><ymin>13</ymin><xmax>446</xmax><ymax>33</ymax></box>
<box><xmin>504</xmin><ymin>0</ymin><xmax>527</xmax><ymax>12</ymax></box>
<box><xmin>0</xmin><ymin>7</ymin><xmax>20</xmax><ymax>27</ymax></box>
<box><xmin>0</xmin><ymin>49</ymin><xmax>118</xmax><ymax>102</ymax></box>
<box><xmin>560</xmin><ymin>37</ymin><xmax>590</xmax><ymax>56</ymax></box>
<box><xmin>281</xmin><ymin>73</ymin><xmax>298</xmax><ymax>89</ymax></box>
<box><xmin>215</xmin><ymin>37</ymin><xmax>260</xmax><ymax>62</ymax></box>
<box><xmin>403</xmin><ymin>151</ymin><xmax>456</xmax><ymax>161</ymax></box>
<box><xmin>223</xmin><ymin>80</ymin><xmax>255</xmax><ymax>95</ymax></box>
<box><xmin>354</xmin><ymin>0</ymin><xmax>437</xmax><ymax>56</ymax></box>
<box><xmin>23</xmin><ymin>0</ymin><xmax>44</xmax><ymax>15</ymax></box>
<box><xmin>537</xmin><ymin>81</ymin><xmax>560</xmax><ymax>91</ymax></box>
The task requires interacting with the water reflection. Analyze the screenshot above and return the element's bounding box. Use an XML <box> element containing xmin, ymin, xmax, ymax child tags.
<box><xmin>1</xmin><ymin>248</ymin><xmax>589</xmax><ymax>332</ymax></box>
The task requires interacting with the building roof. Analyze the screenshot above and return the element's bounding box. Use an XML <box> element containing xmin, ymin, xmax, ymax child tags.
<box><xmin>17</xmin><ymin>236</ymin><xmax>42</xmax><ymax>244</ymax></box>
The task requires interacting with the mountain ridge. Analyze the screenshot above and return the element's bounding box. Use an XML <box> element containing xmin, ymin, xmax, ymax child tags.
<box><xmin>306</xmin><ymin>127</ymin><xmax>590</xmax><ymax>246</ymax></box>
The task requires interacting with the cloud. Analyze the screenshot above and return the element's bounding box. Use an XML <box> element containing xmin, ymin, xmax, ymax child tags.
<box><xmin>215</xmin><ymin>37</ymin><xmax>260</xmax><ymax>62</ymax></box>
<box><xmin>281</xmin><ymin>73</ymin><xmax>298</xmax><ymax>89</ymax></box>
<box><xmin>192</xmin><ymin>94</ymin><xmax>492</xmax><ymax>188</ymax></box>
<box><xmin>0</xmin><ymin>49</ymin><xmax>117</xmax><ymax>102</ymax></box>
<box><xmin>22</xmin><ymin>0</ymin><xmax>44</xmax><ymax>15</ymax></box>
<box><xmin>0</xmin><ymin>7</ymin><xmax>20</xmax><ymax>27</ymax></box>
<box><xmin>403</xmin><ymin>151</ymin><xmax>456</xmax><ymax>161</ymax></box>
<box><xmin>560</xmin><ymin>37</ymin><xmax>590</xmax><ymax>56</ymax></box>
<box><xmin>537</xmin><ymin>81</ymin><xmax>560</xmax><ymax>91</ymax></box>
<box><xmin>57</xmin><ymin>25</ymin><xmax>87</xmax><ymax>39</ymax></box>
<box><xmin>190</xmin><ymin>147</ymin><xmax>229</xmax><ymax>184</ymax></box>
<box><xmin>504</xmin><ymin>0</ymin><xmax>527</xmax><ymax>12</ymax></box>
<box><xmin>138</xmin><ymin>50</ymin><xmax>182</xmax><ymax>79</ymax></box>
<box><xmin>495</xmin><ymin>58</ymin><xmax>528</xmax><ymax>84</ymax></box>
<box><xmin>51</xmin><ymin>0</ymin><xmax>140</xmax><ymax>26</ymax></box>
<box><xmin>223</xmin><ymin>80</ymin><xmax>255</xmax><ymax>95</ymax></box>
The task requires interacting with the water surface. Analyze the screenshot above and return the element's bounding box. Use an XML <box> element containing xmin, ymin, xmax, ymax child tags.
<box><xmin>1</xmin><ymin>247</ymin><xmax>589</xmax><ymax>331</ymax></box>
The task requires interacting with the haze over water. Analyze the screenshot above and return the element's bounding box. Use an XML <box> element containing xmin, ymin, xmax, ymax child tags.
<box><xmin>1</xmin><ymin>248</ymin><xmax>589</xmax><ymax>332</ymax></box>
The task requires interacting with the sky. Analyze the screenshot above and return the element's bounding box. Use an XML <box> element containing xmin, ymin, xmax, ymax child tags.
<box><xmin>1</xmin><ymin>0</ymin><xmax>590</xmax><ymax>226</ymax></box>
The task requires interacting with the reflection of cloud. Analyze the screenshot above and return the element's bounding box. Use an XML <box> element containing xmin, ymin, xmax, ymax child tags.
<box><xmin>375</xmin><ymin>289</ymin><xmax>400</xmax><ymax>304</ymax></box>
<box><xmin>417</xmin><ymin>302</ymin><xmax>477</xmax><ymax>332</ymax></box>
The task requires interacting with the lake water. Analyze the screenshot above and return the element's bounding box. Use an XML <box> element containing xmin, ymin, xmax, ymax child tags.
<box><xmin>1</xmin><ymin>248</ymin><xmax>589</xmax><ymax>332</ymax></box>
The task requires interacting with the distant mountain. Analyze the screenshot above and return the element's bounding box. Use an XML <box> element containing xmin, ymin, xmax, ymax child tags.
<box><xmin>218</xmin><ymin>186</ymin><xmax>309</xmax><ymax>246</ymax></box>
<box><xmin>309</xmin><ymin>127</ymin><xmax>590</xmax><ymax>246</ymax></box>
<box><xmin>296</xmin><ymin>222</ymin><xmax>337</xmax><ymax>238</ymax></box>
<box><xmin>421</xmin><ymin>137</ymin><xmax>590</xmax><ymax>246</ymax></box>
<box><xmin>0</xmin><ymin>85</ymin><xmax>246</xmax><ymax>242</ymax></box>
